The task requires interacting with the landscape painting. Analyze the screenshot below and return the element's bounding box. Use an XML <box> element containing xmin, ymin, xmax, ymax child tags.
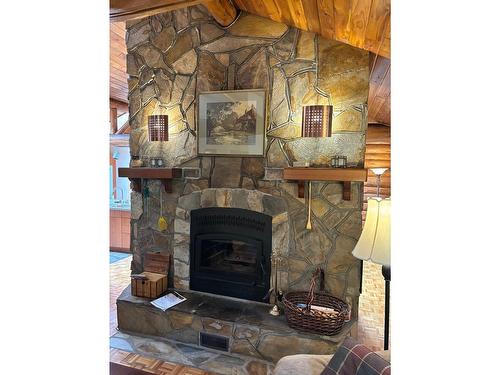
<box><xmin>206</xmin><ymin>101</ymin><xmax>257</xmax><ymax>145</ymax></box>
<box><xmin>198</xmin><ymin>90</ymin><xmax>266</xmax><ymax>156</ymax></box>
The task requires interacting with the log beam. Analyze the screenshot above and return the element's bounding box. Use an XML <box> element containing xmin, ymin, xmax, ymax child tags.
<box><xmin>202</xmin><ymin>0</ymin><xmax>238</xmax><ymax>27</ymax></box>
<box><xmin>366</xmin><ymin>124</ymin><xmax>391</xmax><ymax>144</ymax></box>
<box><xmin>110</xmin><ymin>0</ymin><xmax>238</xmax><ymax>26</ymax></box>
<box><xmin>110</xmin><ymin>0</ymin><xmax>204</xmax><ymax>22</ymax></box>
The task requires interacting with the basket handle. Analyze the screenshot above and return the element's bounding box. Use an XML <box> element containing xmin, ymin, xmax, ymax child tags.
<box><xmin>306</xmin><ymin>267</ymin><xmax>324</xmax><ymax>310</ymax></box>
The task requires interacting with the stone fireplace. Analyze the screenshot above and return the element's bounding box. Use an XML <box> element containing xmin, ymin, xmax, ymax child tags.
<box><xmin>125</xmin><ymin>3</ymin><xmax>368</xmax><ymax>317</ymax></box>
<box><xmin>119</xmin><ymin>4</ymin><xmax>369</xmax><ymax>362</ymax></box>
<box><xmin>173</xmin><ymin>188</ymin><xmax>290</xmax><ymax>303</ymax></box>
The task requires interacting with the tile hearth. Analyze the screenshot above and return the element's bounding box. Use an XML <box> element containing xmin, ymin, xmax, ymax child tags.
<box><xmin>117</xmin><ymin>286</ymin><xmax>354</xmax><ymax>364</ymax></box>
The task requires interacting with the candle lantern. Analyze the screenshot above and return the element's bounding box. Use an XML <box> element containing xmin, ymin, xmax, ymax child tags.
<box><xmin>331</xmin><ymin>155</ymin><xmax>347</xmax><ymax>168</ymax></box>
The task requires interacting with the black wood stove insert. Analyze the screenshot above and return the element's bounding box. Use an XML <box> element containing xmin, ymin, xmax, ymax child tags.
<box><xmin>190</xmin><ymin>207</ymin><xmax>272</xmax><ymax>302</ymax></box>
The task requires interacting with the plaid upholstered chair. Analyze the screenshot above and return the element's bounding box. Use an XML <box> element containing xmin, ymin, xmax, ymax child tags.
<box><xmin>273</xmin><ymin>337</ymin><xmax>391</xmax><ymax>375</ymax></box>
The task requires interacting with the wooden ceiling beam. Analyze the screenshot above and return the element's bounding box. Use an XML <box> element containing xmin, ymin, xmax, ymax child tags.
<box><xmin>110</xmin><ymin>0</ymin><xmax>238</xmax><ymax>27</ymax></box>
<box><xmin>110</xmin><ymin>0</ymin><xmax>204</xmax><ymax>22</ymax></box>
<box><xmin>202</xmin><ymin>0</ymin><xmax>238</xmax><ymax>27</ymax></box>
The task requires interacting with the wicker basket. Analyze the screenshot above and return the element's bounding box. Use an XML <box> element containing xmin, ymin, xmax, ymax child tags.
<box><xmin>283</xmin><ymin>268</ymin><xmax>349</xmax><ymax>336</ymax></box>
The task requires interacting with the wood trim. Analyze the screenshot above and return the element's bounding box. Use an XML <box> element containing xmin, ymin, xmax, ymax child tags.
<box><xmin>118</xmin><ymin>168</ymin><xmax>182</xmax><ymax>193</ymax></box>
<box><xmin>109</xmin><ymin>248</ymin><xmax>131</xmax><ymax>254</ymax></box>
<box><xmin>342</xmin><ymin>181</ymin><xmax>351</xmax><ymax>201</ymax></box>
<box><xmin>110</xmin><ymin>0</ymin><xmax>204</xmax><ymax>21</ymax></box>
<box><xmin>283</xmin><ymin>168</ymin><xmax>367</xmax><ymax>182</ymax></box>
<box><xmin>118</xmin><ymin>168</ymin><xmax>182</xmax><ymax>179</ymax></box>
<box><xmin>110</xmin><ymin>153</ymin><xmax>118</xmax><ymax>199</ymax></box>
<box><xmin>110</xmin><ymin>107</ymin><xmax>118</xmax><ymax>134</ymax></box>
<box><xmin>116</xmin><ymin>121</ymin><xmax>131</xmax><ymax>135</ymax></box>
<box><xmin>297</xmin><ymin>181</ymin><xmax>305</xmax><ymax>198</ymax></box>
<box><xmin>110</xmin><ymin>99</ymin><xmax>129</xmax><ymax>115</ymax></box>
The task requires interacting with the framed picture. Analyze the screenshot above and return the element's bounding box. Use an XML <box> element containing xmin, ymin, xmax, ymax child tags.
<box><xmin>197</xmin><ymin>89</ymin><xmax>267</xmax><ymax>157</ymax></box>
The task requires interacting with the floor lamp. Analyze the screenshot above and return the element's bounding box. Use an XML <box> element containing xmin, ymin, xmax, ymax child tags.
<box><xmin>352</xmin><ymin>168</ymin><xmax>391</xmax><ymax>350</ymax></box>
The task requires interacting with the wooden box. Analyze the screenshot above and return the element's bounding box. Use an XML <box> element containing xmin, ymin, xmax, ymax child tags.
<box><xmin>131</xmin><ymin>252</ymin><xmax>170</xmax><ymax>299</ymax></box>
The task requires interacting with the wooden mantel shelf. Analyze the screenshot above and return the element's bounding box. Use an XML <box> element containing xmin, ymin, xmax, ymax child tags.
<box><xmin>283</xmin><ymin>167</ymin><xmax>367</xmax><ymax>200</ymax></box>
<box><xmin>118</xmin><ymin>167</ymin><xmax>182</xmax><ymax>193</ymax></box>
<box><xmin>283</xmin><ymin>167</ymin><xmax>367</xmax><ymax>182</ymax></box>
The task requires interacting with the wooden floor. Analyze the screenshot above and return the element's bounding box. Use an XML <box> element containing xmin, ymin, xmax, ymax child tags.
<box><xmin>357</xmin><ymin>262</ymin><xmax>386</xmax><ymax>351</ymax></box>
<box><xmin>110</xmin><ymin>253</ymin><xmax>133</xmax><ymax>336</ymax></box>
<box><xmin>110</xmin><ymin>348</ymin><xmax>212</xmax><ymax>375</ymax></box>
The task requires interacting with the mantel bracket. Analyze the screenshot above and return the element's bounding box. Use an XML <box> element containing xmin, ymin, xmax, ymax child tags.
<box><xmin>295</xmin><ymin>180</ymin><xmax>352</xmax><ymax>201</ymax></box>
<box><xmin>129</xmin><ymin>178</ymin><xmax>173</xmax><ymax>193</ymax></box>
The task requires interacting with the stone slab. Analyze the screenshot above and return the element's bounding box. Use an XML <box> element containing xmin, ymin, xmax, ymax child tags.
<box><xmin>110</xmin><ymin>330</ymin><xmax>275</xmax><ymax>375</ymax></box>
<box><xmin>117</xmin><ymin>286</ymin><xmax>355</xmax><ymax>363</ymax></box>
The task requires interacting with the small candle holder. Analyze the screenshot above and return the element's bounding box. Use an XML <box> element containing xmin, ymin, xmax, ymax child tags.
<box><xmin>149</xmin><ymin>157</ymin><xmax>164</xmax><ymax>168</ymax></box>
<box><xmin>331</xmin><ymin>155</ymin><xmax>347</xmax><ymax>168</ymax></box>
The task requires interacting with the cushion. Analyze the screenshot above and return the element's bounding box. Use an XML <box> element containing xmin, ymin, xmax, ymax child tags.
<box><xmin>320</xmin><ymin>337</ymin><xmax>391</xmax><ymax>375</ymax></box>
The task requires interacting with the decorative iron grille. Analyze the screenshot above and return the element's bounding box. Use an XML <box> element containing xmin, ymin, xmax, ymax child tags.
<box><xmin>301</xmin><ymin>105</ymin><xmax>333</xmax><ymax>137</ymax></box>
<box><xmin>148</xmin><ymin>115</ymin><xmax>168</xmax><ymax>141</ymax></box>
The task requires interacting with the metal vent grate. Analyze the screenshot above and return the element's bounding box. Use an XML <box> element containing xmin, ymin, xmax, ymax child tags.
<box><xmin>199</xmin><ymin>332</ymin><xmax>229</xmax><ymax>352</ymax></box>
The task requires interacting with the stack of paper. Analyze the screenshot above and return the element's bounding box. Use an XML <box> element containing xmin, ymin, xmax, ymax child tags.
<box><xmin>150</xmin><ymin>291</ymin><xmax>186</xmax><ymax>311</ymax></box>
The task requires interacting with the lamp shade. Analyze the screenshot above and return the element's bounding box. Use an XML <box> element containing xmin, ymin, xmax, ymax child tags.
<box><xmin>352</xmin><ymin>197</ymin><xmax>391</xmax><ymax>266</ymax></box>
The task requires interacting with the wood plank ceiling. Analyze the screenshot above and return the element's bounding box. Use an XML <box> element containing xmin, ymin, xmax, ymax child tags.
<box><xmin>110</xmin><ymin>21</ymin><xmax>128</xmax><ymax>103</ymax></box>
<box><xmin>109</xmin><ymin>0</ymin><xmax>390</xmax><ymax>125</ymax></box>
<box><xmin>233</xmin><ymin>0</ymin><xmax>390</xmax><ymax>58</ymax></box>
<box><xmin>368</xmin><ymin>54</ymin><xmax>390</xmax><ymax>125</ymax></box>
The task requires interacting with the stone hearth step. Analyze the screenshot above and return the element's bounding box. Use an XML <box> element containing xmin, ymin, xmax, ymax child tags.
<box><xmin>117</xmin><ymin>286</ymin><xmax>355</xmax><ymax>363</ymax></box>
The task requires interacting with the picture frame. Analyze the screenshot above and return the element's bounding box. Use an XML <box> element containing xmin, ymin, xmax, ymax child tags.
<box><xmin>197</xmin><ymin>89</ymin><xmax>267</xmax><ymax>157</ymax></box>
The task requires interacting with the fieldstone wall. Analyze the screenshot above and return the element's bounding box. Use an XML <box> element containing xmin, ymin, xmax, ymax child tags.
<box><xmin>126</xmin><ymin>5</ymin><xmax>368</xmax><ymax>317</ymax></box>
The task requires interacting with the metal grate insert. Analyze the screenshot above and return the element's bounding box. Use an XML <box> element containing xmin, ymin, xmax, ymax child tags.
<box><xmin>148</xmin><ymin>115</ymin><xmax>169</xmax><ymax>141</ymax></box>
<box><xmin>302</xmin><ymin>105</ymin><xmax>332</xmax><ymax>137</ymax></box>
<box><xmin>199</xmin><ymin>332</ymin><xmax>229</xmax><ymax>352</ymax></box>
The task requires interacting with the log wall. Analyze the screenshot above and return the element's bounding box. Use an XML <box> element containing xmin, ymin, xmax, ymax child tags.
<box><xmin>363</xmin><ymin>124</ymin><xmax>391</xmax><ymax>221</ymax></box>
